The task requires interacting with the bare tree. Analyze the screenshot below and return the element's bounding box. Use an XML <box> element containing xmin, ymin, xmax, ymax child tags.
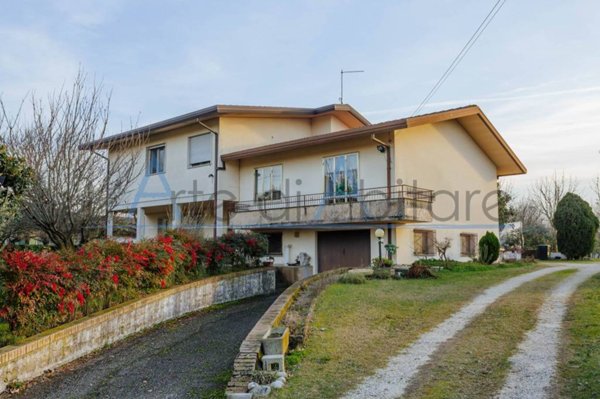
<box><xmin>529</xmin><ymin>171</ymin><xmax>578</xmax><ymax>249</ymax></box>
<box><xmin>497</xmin><ymin>179</ymin><xmax>516</xmax><ymax>225</ymax></box>
<box><xmin>1</xmin><ymin>70</ymin><xmax>145</xmax><ymax>249</ymax></box>
<box><xmin>514</xmin><ymin>196</ymin><xmax>553</xmax><ymax>250</ymax></box>
<box><xmin>434</xmin><ymin>237</ymin><xmax>452</xmax><ymax>266</ymax></box>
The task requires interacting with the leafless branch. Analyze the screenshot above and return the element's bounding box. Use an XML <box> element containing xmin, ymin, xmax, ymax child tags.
<box><xmin>1</xmin><ymin>69</ymin><xmax>146</xmax><ymax>248</ymax></box>
<box><xmin>529</xmin><ymin>171</ymin><xmax>578</xmax><ymax>228</ymax></box>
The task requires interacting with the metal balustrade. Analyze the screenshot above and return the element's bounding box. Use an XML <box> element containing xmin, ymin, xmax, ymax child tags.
<box><xmin>233</xmin><ymin>184</ymin><xmax>434</xmax><ymax>213</ymax></box>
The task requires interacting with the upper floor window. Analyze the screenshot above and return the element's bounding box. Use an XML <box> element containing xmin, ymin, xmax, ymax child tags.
<box><xmin>147</xmin><ymin>145</ymin><xmax>165</xmax><ymax>175</ymax></box>
<box><xmin>460</xmin><ymin>233</ymin><xmax>478</xmax><ymax>257</ymax></box>
<box><xmin>324</xmin><ymin>153</ymin><xmax>358</xmax><ymax>198</ymax></box>
<box><xmin>255</xmin><ymin>165</ymin><xmax>282</xmax><ymax>201</ymax></box>
<box><xmin>189</xmin><ymin>133</ymin><xmax>212</xmax><ymax>167</ymax></box>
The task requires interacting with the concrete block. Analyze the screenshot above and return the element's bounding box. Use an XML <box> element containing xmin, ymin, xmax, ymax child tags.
<box><xmin>226</xmin><ymin>393</ymin><xmax>253</xmax><ymax>399</ymax></box>
<box><xmin>261</xmin><ymin>354</ymin><xmax>285</xmax><ymax>372</ymax></box>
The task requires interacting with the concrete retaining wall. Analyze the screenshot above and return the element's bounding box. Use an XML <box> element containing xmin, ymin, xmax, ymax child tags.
<box><xmin>0</xmin><ymin>267</ymin><xmax>276</xmax><ymax>392</ymax></box>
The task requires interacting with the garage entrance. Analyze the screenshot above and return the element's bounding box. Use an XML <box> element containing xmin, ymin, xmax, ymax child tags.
<box><xmin>317</xmin><ymin>230</ymin><xmax>371</xmax><ymax>272</ymax></box>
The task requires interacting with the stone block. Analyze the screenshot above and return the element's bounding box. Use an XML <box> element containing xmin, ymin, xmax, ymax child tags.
<box><xmin>261</xmin><ymin>354</ymin><xmax>285</xmax><ymax>372</ymax></box>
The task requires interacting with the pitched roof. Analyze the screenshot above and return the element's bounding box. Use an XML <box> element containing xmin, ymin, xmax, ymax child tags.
<box><xmin>221</xmin><ymin>105</ymin><xmax>527</xmax><ymax>177</ymax></box>
<box><xmin>80</xmin><ymin>103</ymin><xmax>369</xmax><ymax>149</ymax></box>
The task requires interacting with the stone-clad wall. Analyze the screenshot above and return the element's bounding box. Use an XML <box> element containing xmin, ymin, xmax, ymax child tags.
<box><xmin>0</xmin><ymin>267</ymin><xmax>276</xmax><ymax>392</ymax></box>
<box><xmin>226</xmin><ymin>268</ymin><xmax>347</xmax><ymax>397</ymax></box>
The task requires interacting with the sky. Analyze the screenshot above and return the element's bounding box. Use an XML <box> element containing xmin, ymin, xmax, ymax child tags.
<box><xmin>1</xmin><ymin>0</ymin><xmax>599</xmax><ymax>201</ymax></box>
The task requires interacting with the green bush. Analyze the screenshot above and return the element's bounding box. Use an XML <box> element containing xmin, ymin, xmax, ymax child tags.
<box><xmin>478</xmin><ymin>231</ymin><xmax>500</xmax><ymax>264</ymax></box>
<box><xmin>0</xmin><ymin>230</ymin><xmax>269</xmax><ymax>338</ymax></box>
<box><xmin>0</xmin><ymin>323</ymin><xmax>15</xmax><ymax>347</ymax></box>
<box><xmin>371</xmin><ymin>257</ymin><xmax>394</xmax><ymax>268</ymax></box>
<box><xmin>370</xmin><ymin>267</ymin><xmax>391</xmax><ymax>280</ymax></box>
<box><xmin>553</xmin><ymin>193</ymin><xmax>600</xmax><ymax>259</ymax></box>
<box><xmin>286</xmin><ymin>348</ymin><xmax>306</xmax><ymax>367</ymax></box>
<box><xmin>338</xmin><ymin>273</ymin><xmax>366</xmax><ymax>284</ymax></box>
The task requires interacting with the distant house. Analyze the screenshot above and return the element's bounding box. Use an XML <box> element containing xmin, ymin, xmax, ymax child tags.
<box><xmin>85</xmin><ymin>104</ymin><xmax>526</xmax><ymax>272</ymax></box>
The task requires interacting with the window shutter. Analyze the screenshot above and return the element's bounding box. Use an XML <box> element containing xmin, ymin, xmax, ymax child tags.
<box><xmin>413</xmin><ymin>231</ymin><xmax>422</xmax><ymax>255</ymax></box>
<box><xmin>189</xmin><ymin>134</ymin><xmax>212</xmax><ymax>166</ymax></box>
<box><xmin>428</xmin><ymin>231</ymin><xmax>436</xmax><ymax>255</ymax></box>
<box><xmin>470</xmin><ymin>235</ymin><xmax>477</xmax><ymax>256</ymax></box>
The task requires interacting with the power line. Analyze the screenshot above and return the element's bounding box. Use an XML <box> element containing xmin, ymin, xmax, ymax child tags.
<box><xmin>412</xmin><ymin>0</ymin><xmax>507</xmax><ymax>116</ymax></box>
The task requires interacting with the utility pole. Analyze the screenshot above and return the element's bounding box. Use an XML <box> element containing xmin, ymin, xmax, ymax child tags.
<box><xmin>339</xmin><ymin>69</ymin><xmax>364</xmax><ymax>104</ymax></box>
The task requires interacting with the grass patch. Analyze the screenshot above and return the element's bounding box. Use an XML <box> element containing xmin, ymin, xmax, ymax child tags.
<box><xmin>558</xmin><ymin>272</ymin><xmax>600</xmax><ymax>398</ymax></box>
<box><xmin>189</xmin><ymin>370</ymin><xmax>231</xmax><ymax>399</ymax></box>
<box><xmin>271</xmin><ymin>264</ymin><xmax>543</xmax><ymax>399</ymax></box>
<box><xmin>338</xmin><ymin>273</ymin><xmax>366</xmax><ymax>284</ymax></box>
<box><xmin>417</xmin><ymin>258</ymin><xmax>535</xmax><ymax>272</ymax></box>
<box><xmin>543</xmin><ymin>259</ymin><xmax>600</xmax><ymax>264</ymax></box>
<box><xmin>403</xmin><ymin>269</ymin><xmax>576</xmax><ymax>399</ymax></box>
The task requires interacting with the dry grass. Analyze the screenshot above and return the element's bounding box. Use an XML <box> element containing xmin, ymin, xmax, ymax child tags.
<box><xmin>403</xmin><ymin>269</ymin><xmax>575</xmax><ymax>399</ymax></box>
<box><xmin>271</xmin><ymin>265</ymin><xmax>546</xmax><ymax>399</ymax></box>
<box><xmin>556</xmin><ymin>273</ymin><xmax>600</xmax><ymax>399</ymax></box>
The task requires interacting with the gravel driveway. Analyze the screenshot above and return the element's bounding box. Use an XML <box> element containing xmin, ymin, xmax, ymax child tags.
<box><xmin>6</xmin><ymin>293</ymin><xmax>278</xmax><ymax>399</ymax></box>
<box><xmin>342</xmin><ymin>265</ymin><xmax>576</xmax><ymax>399</ymax></box>
<box><xmin>497</xmin><ymin>264</ymin><xmax>600</xmax><ymax>399</ymax></box>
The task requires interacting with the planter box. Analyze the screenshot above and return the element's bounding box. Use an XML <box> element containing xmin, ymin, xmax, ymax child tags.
<box><xmin>275</xmin><ymin>265</ymin><xmax>313</xmax><ymax>285</ymax></box>
<box><xmin>262</xmin><ymin>327</ymin><xmax>290</xmax><ymax>355</ymax></box>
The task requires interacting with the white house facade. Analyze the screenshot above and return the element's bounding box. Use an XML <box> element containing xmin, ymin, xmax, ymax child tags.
<box><xmin>85</xmin><ymin>104</ymin><xmax>526</xmax><ymax>274</ymax></box>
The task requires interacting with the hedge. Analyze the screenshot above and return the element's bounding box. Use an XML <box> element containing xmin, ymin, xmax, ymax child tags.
<box><xmin>0</xmin><ymin>230</ymin><xmax>268</xmax><ymax>337</ymax></box>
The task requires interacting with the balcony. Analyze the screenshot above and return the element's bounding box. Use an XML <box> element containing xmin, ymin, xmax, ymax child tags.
<box><xmin>229</xmin><ymin>184</ymin><xmax>434</xmax><ymax>229</ymax></box>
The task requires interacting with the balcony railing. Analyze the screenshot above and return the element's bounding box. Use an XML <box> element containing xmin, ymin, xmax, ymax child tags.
<box><xmin>233</xmin><ymin>184</ymin><xmax>434</xmax><ymax>213</ymax></box>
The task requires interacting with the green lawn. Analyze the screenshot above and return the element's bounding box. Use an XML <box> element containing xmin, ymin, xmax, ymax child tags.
<box><xmin>271</xmin><ymin>264</ymin><xmax>546</xmax><ymax>399</ymax></box>
<box><xmin>558</xmin><ymin>272</ymin><xmax>600</xmax><ymax>398</ymax></box>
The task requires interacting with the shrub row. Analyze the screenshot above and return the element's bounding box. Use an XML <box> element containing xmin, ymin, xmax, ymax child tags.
<box><xmin>0</xmin><ymin>230</ymin><xmax>268</xmax><ymax>337</ymax></box>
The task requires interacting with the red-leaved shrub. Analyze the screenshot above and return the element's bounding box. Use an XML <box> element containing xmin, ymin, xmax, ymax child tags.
<box><xmin>0</xmin><ymin>230</ymin><xmax>267</xmax><ymax>337</ymax></box>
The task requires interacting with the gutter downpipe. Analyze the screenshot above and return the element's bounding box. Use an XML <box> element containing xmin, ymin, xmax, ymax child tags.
<box><xmin>371</xmin><ymin>133</ymin><xmax>393</xmax><ymax>259</ymax></box>
<box><xmin>197</xmin><ymin>120</ymin><xmax>221</xmax><ymax>240</ymax></box>
<box><xmin>370</xmin><ymin>133</ymin><xmax>391</xmax><ymax>198</ymax></box>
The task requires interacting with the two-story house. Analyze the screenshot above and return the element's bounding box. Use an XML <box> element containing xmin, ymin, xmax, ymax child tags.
<box><xmin>86</xmin><ymin>104</ymin><xmax>526</xmax><ymax>273</ymax></box>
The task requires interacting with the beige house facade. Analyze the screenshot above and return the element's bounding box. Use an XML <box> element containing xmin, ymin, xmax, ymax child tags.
<box><xmin>89</xmin><ymin>104</ymin><xmax>526</xmax><ymax>274</ymax></box>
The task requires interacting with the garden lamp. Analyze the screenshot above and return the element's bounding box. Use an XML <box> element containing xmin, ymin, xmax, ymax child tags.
<box><xmin>375</xmin><ymin>228</ymin><xmax>385</xmax><ymax>263</ymax></box>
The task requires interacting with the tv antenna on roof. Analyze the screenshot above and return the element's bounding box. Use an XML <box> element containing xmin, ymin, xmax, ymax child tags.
<box><xmin>339</xmin><ymin>69</ymin><xmax>364</xmax><ymax>104</ymax></box>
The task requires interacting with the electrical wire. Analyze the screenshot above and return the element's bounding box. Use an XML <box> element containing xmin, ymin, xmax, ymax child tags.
<box><xmin>412</xmin><ymin>0</ymin><xmax>507</xmax><ymax>116</ymax></box>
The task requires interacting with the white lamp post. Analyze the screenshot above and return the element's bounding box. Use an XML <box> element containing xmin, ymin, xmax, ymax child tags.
<box><xmin>375</xmin><ymin>228</ymin><xmax>385</xmax><ymax>264</ymax></box>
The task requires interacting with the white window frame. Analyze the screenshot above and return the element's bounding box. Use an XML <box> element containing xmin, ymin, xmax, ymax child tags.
<box><xmin>254</xmin><ymin>164</ymin><xmax>283</xmax><ymax>201</ymax></box>
<box><xmin>188</xmin><ymin>133</ymin><xmax>212</xmax><ymax>168</ymax></box>
<box><xmin>322</xmin><ymin>152</ymin><xmax>360</xmax><ymax>199</ymax></box>
<box><xmin>146</xmin><ymin>144</ymin><xmax>166</xmax><ymax>175</ymax></box>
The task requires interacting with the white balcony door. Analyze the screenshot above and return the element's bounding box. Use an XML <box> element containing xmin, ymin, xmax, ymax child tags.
<box><xmin>324</xmin><ymin>153</ymin><xmax>358</xmax><ymax>200</ymax></box>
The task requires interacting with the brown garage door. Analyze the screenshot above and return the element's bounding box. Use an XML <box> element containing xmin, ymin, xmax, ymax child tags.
<box><xmin>317</xmin><ymin>230</ymin><xmax>371</xmax><ymax>272</ymax></box>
